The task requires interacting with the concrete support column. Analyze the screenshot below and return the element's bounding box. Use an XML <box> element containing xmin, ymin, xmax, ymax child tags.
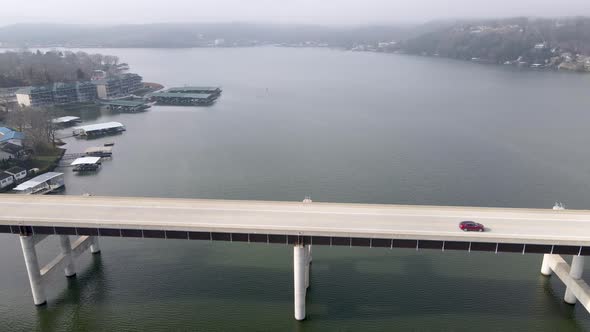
<box><xmin>19</xmin><ymin>235</ymin><xmax>46</xmax><ymax>305</ymax></box>
<box><xmin>541</xmin><ymin>254</ymin><xmax>553</xmax><ymax>276</ymax></box>
<box><xmin>294</xmin><ymin>244</ymin><xmax>306</xmax><ymax>321</ymax></box>
<box><xmin>565</xmin><ymin>256</ymin><xmax>585</xmax><ymax>304</ymax></box>
<box><xmin>90</xmin><ymin>236</ymin><xmax>101</xmax><ymax>254</ymax></box>
<box><xmin>305</xmin><ymin>245</ymin><xmax>311</xmax><ymax>289</ymax></box>
<box><xmin>58</xmin><ymin>235</ymin><xmax>76</xmax><ymax>278</ymax></box>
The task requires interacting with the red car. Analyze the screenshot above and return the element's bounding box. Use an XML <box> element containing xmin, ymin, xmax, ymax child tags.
<box><xmin>459</xmin><ymin>221</ymin><xmax>485</xmax><ymax>232</ymax></box>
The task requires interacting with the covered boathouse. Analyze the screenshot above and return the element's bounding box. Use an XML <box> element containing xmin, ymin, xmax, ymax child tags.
<box><xmin>100</xmin><ymin>99</ymin><xmax>150</xmax><ymax>112</ymax></box>
<box><xmin>150</xmin><ymin>92</ymin><xmax>218</xmax><ymax>106</ymax></box>
<box><xmin>73</xmin><ymin>122</ymin><xmax>126</xmax><ymax>138</ymax></box>
<box><xmin>13</xmin><ymin>172</ymin><xmax>64</xmax><ymax>195</ymax></box>
<box><xmin>71</xmin><ymin>157</ymin><xmax>101</xmax><ymax>172</ymax></box>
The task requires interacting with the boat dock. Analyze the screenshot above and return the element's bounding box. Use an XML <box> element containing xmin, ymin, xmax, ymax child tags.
<box><xmin>150</xmin><ymin>86</ymin><xmax>222</xmax><ymax>106</ymax></box>
<box><xmin>13</xmin><ymin>172</ymin><xmax>65</xmax><ymax>195</ymax></box>
<box><xmin>165</xmin><ymin>86</ymin><xmax>222</xmax><ymax>97</ymax></box>
<box><xmin>100</xmin><ymin>99</ymin><xmax>150</xmax><ymax>112</ymax></box>
<box><xmin>52</xmin><ymin>116</ymin><xmax>81</xmax><ymax>127</ymax></box>
<box><xmin>71</xmin><ymin>157</ymin><xmax>102</xmax><ymax>172</ymax></box>
<box><xmin>150</xmin><ymin>92</ymin><xmax>218</xmax><ymax>106</ymax></box>
<box><xmin>73</xmin><ymin>122</ymin><xmax>126</xmax><ymax>138</ymax></box>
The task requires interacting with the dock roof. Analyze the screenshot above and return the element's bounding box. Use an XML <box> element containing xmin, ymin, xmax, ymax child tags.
<box><xmin>152</xmin><ymin>92</ymin><xmax>214</xmax><ymax>99</ymax></box>
<box><xmin>71</xmin><ymin>157</ymin><xmax>101</xmax><ymax>166</ymax></box>
<box><xmin>100</xmin><ymin>100</ymin><xmax>147</xmax><ymax>107</ymax></box>
<box><xmin>74</xmin><ymin>122</ymin><xmax>124</xmax><ymax>133</ymax></box>
<box><xmin>0</xmin><ymin>127</ymin><xmax>24</xmax><ymax>142</ymax></box>
<box><xmin>167</xmin><ymin>86</ymin><xmax>220</xmax><ymax>92</ymax></box>
<box><xmin>14</xmin><ymin>172</ymin><xmax>63</xmax><ymax>191</ymax></box>
<box><xmin>52</xmin><ymin>116</ymin><xmax>80</xmax><ymax>124</ymax></box>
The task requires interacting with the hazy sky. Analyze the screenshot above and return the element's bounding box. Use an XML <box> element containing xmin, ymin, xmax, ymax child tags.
<box><xmin>0</xmin><ymin>0</ymin><xmax>589</xmax><ymax>26</ymax></box>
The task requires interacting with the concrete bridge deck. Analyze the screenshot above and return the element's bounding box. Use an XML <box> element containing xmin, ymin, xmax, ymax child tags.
<box><xmin>1</xmin><ymin>195</ymin><xmax>590</xmax><ymax>248</ymax></box>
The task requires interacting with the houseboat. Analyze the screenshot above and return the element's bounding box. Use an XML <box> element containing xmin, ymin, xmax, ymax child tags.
<box><xmin>73</xmin><ymin>122</ymin><xmax>126</xmax><ymax>138</ymax></box>
<box><xmin>71</xmin><ymin>157</ymin><xmax>101</xmax><ymax>172</ymax></box>
<box><xmin>13</xmin><ymin>172</ymin><xmax>64</xmax><ymax>195</ymax></box>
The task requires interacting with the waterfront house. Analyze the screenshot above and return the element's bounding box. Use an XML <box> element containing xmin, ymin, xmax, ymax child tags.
<box><xmin>0</xmin><ymin>142</ymin><xmax>25</xmax><ymax>161</ymax></box>
<box><xmin>0</xmin><ymin>172</ymin><xmax>15</xmax><ymax>190</ymax></box>
<box><xmin>0</xmin><ymin>127</ymin><xmax>24</xmax><ymax>145</ymax></box>
<box><xmin>4</xmin><ymin>166</ymin><xmax>27</xmax><ymax>182</ymax></box>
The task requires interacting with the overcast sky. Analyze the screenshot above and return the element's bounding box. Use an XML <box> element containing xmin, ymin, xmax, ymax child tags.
<box><xmin>0</xmin><ymin>0</ymin><xmax>589</xmax><ymax>26</ymax></box>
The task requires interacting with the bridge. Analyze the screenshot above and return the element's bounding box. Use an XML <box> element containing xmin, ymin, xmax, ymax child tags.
<box><xmin>1</xmin><ymin>195</ymin><xmax>590</xmax><ymax>320</ymax></box>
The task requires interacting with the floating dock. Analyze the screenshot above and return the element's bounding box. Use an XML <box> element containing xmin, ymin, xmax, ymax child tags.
<box><xmin>84</xmin><ymin>146</ymin><xmax>113</xmax><ymax>157</ymax></box>
<box><xmin>73</xmin><ymin>122</ymin><xmax>126</xmax><ymax>138</ymax></box>
<box><xmin>13</xmin><ymin>172</ymin><xmax>64</xmax><ymax>195</ymax></box>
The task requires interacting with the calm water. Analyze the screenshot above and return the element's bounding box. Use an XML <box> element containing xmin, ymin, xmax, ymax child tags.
<box><xmin>2</xmin><ymin>47</ymin><xmax>590</xmax><ymax>331</ymax></box>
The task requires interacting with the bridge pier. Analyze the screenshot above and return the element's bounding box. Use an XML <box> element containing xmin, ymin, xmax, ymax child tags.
<box><xmin>294</xmin><ymin>243</ymin><xmax>308</xmax><ymax>321</ymax></box>
<box><xmin>564</xmin><ymin>256</ymin><xmax>585</xmax><ymax>304</ymax></box>
<box><xmin>90</xmin><ymin>236</ymin><xmax>101</xmax><ymax>254</ymax></box>
<box><xmin>59</xmin><ymin>235</ymin><xmax>76</xmax><ymax>277</ymax></box>
<box><xmin>19</xmin><ymin>235</ymin><xmax>46</xmax><ymax>305</ymax></box>
<box><xmin>541</xmin><ymin>254</ymin><xmax>553</xmax><ymax>276</ymax></box>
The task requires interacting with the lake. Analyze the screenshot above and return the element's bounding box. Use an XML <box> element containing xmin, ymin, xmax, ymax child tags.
<box><xmin>2</xmin><ymin>47</ymin><xmax>590</xmax><ymax>331</ymax></box>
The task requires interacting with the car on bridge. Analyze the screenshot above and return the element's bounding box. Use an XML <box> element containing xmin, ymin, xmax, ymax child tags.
<box><xmin>459</xmin><ymin>221</ymin><xmax>485</xmax><ymax>232</ymax></box>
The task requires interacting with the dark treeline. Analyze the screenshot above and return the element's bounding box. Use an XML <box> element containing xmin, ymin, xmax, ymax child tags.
<box><xmin>0</xmin><ymin>50</ymin><xmax>122</xmax><ymax>88</ymax></box>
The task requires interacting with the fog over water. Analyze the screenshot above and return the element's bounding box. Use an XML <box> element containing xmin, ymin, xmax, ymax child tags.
<box><xmin>1</xmin><ymin>0</ymin><xmax>589</xmax><ymax>25</ymax></box>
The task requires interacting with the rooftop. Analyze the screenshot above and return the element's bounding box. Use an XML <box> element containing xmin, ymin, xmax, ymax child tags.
<box><xmin>14</xmin><ymin>172</ymin><xmax>63</xmax><ymax>191</ymax></box>
<box><xmin>74</xmin><ymin>122</ymin><xmax>125</xmax><ymax>133</ymax></box>
<box><xmin>5</xmin><ymin>166</ymin><xmax>26</xmax><ymax>174</ymax></box>
<box><xmin>71</xmin><ymin>157</ymin><xmax>101</xmax><ymax>166</ymax></box>
<box><xmin>0</xmin><ymin>172</ymin><xmax>13</xmax><ymax>181</ymax></box>
<box><xmin>52</xmin><ymin>116</ymin><xmax>81</xmax><ymax>124</ymax></box>
<box><xmin>0</xmin><ymin>127</ymin><xmax>24</xmax><ymax>142</ymax></box>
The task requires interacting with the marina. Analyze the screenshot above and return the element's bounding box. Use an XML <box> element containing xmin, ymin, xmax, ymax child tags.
<box><xmin>73</xmin><ymin>122</ymin><xmax>126</xmax><ymax>138</ymax></box>
<box><xmin>13</xmin><ymin>172</ymin><xmax>64</xmax><ymax>195</ymax></box>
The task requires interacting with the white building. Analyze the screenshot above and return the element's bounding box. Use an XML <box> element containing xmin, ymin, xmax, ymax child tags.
<box><xmin>0</xmin><ymin>172</ymin><xmax>15</xmax><ymax>189</ymax></box>
<box><xmin>4</xmin><ymin>166</ymin><xmax>27</xmax><ymax>182</ymax></box>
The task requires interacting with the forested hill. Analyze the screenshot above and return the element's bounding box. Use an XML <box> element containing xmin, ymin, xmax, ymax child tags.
<box><xmin>397</xmin><ymin>17</ymin><xmax>590</xmax><ymax>65</ymax></box>
<box><xmin>0</xmin><ymin>51</ymin><xmax>124</xmax><ymax>88</ymax></box>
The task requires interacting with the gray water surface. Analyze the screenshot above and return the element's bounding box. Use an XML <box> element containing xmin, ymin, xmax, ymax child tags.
<box><xmin>2</xmin><ymin>47</ymin><xmax>590</xmax><ymax>331</ymax></box>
